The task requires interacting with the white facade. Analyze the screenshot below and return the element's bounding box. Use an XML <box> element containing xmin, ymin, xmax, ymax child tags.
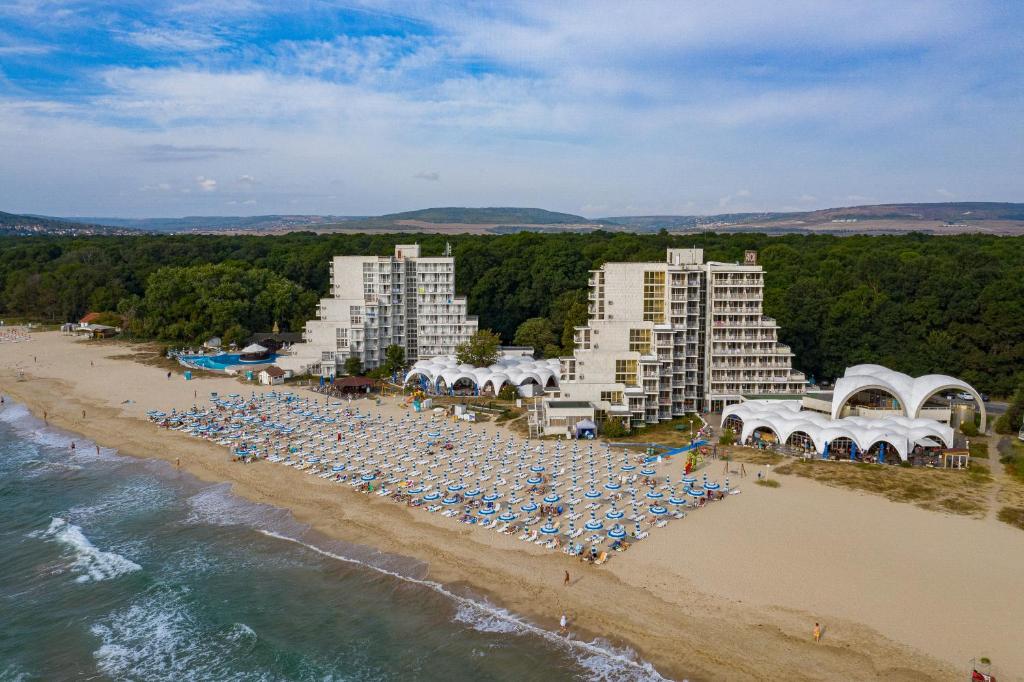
<box><xmin>282</xmin><ymin>245</ymin><xmax>478</xmax><ymax>376</ymax></box>
<box><xmin>558</xmin><ymin>248</ymin><xmax>805</xmax><ymax>426</ymax></box>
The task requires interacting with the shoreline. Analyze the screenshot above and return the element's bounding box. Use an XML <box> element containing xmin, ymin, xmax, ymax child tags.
<box><xmin>4</xmin><ymin>333</ymin><xmax>1020</xmax><ymax>680</ymax></box>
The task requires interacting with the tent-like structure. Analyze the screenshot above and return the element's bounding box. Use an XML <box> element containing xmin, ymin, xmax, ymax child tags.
<box><xmin>831</xmin><ymin>364</ymin><xmax>986</xmax><ymax>431</ymax></box>
<box><xmin>722</xmin><ymin>399</ymin><xmax>955</xmax><ymax>462</ymax></box>
<box><xmin>404</xmin><ymin>354</ymin><xmax>561</xmax><ymax>394</ymax></box>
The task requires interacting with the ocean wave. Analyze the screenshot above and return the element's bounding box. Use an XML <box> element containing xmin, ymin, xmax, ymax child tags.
<box><xmin>91</xmin><ymin>589</ymin><xmax>271</xmax><ymax>682</ymax></box>
<box><xmin>259</xmin><ymin>530</ymin><xmax>674</xmax><ymax>682</ymax></box>
<box><xmin>33</xmin><ymin>517</ymin><xmax>141</xmax><ymax>584</ymax></box>
<box><xmin>69</xmin><ymin>477</ymin><xmax>173</xmax><ymax>523</ymax></box>
<box><xmin>184</xmin><ymin>483</ymin><xmax>293</xmax><ymax>530</ymax></box>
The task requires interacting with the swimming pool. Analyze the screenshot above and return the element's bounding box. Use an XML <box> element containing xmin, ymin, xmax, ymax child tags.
<box><xmin>178</xmin><ymin>353</ymin><xmax>277</xmax><ymax>372</ymax></box>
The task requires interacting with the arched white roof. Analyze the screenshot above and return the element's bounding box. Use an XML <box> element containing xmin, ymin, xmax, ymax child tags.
<box><xmin>401</xmin><ymin>353</ymin><xmax>560</xmax><ymax>391</ymax></box>
<box><xmin>722</xmin><ymin>397</ymin><xmax>955</xmax><ymax>462</ymax></box>
<box><xmin>831</xmin><ymin>365</ymin><xmax>985</xmax><ymax>430</ymax></box>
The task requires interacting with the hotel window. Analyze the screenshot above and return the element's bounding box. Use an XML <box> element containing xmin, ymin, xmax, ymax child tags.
<box><xmin>643</xmin><ymin>271</ymin><xmax>665</xmax><ymax>323</ymax></box>
<box><xmin>615</xmin><ymin>359</ymin><xmax>638</xmax><ymax>385</ymax></box>
<box><xmin>600</xmin><ymin>390</ymin><xmax>624</xmax><ymax>404</ymax></box>
<box><xmin>628</xmin><ymin>329</ymin><xmax>651</xmax><ymax>353</ymax></box>
<box><xmin>349</xmin><ymin>306</ymin><xmax>362</xmax><ymax>325</ymax></box>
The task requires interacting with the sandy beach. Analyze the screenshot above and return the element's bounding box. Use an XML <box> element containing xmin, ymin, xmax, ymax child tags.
<box><xmin>3</xmin><ymin>332</ymin><xmax>1022</xmax><ymax>681</ymax></box>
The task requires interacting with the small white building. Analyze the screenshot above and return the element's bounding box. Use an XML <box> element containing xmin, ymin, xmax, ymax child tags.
<box><xmin>539</xmin><ymin>400</ymin><xmax>597</xmax><ymax>437</ymax></box>
<box><xmin>258</xmin><ymin>366</ymin><xmax>287</xmax><ymax>386</ymax></box>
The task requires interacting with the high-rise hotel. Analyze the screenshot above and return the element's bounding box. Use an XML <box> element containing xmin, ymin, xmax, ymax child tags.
<box><xmin>281</xmin><ymin>244</ymin><xmax>478</xmax><ymax>377</ymax></box>
<box><xmin>557</xmin><ymin>248</ymin><xmax>805</xmax><ymax>426</ymax></box>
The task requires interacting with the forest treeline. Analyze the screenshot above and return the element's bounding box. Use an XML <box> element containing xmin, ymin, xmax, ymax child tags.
<box><xmin>1</xmin><ymin>230</ymin><xmax>1022</xmax><ymax>394</ymax></box>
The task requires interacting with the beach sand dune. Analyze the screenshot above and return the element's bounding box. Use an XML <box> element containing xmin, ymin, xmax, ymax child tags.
<box><xmin>3</xmin><ymin>332</ymin><xmax>1021</xmax><ymax>681</ymax></box>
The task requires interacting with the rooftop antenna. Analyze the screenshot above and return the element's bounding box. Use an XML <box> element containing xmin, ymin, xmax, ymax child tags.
<box><xmin>444</xmin><ymin>241</ymin><xmax>452</xmax><ymax>257</ymax></box>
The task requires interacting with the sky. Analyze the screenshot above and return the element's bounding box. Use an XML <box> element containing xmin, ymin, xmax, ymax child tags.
<box><xmin>0</xmin><ymin>1</ymin><xmax>1021</xmax><ymax>218</ymax></box>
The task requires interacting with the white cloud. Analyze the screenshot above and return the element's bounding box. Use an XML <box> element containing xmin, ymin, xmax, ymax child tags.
<box><xmin>120</xmin><ymin>25</ymin><xmax>226</xmax><ymax>52</ymax></box>
<box><xmin>196</xmin><ymin>175</ymin><xmax>217</xmax><ymax>191</ymax></box>
<box><xmin>238</xmin><ymin>174</ymin><xmax>257</xmax><ymax>185</ymax></box>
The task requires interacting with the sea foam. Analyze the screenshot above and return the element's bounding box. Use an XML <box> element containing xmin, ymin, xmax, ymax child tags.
<box><xmin>35</xmin><ymin>517</ymin><xmax>141</xmax><ymax>583</ymax></box>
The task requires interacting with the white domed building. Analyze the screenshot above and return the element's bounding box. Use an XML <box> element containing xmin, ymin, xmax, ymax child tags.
<box><xmin>404</xmin><ymin>354</ymin><xmax>561</xmax><ymax>397</ymax></box>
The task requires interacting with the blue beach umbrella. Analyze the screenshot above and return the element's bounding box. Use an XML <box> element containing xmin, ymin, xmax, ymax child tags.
<box><xmin>687</xmin><ymin>488</ymin><xmax>704</xmax><ymax>498</ymax></box>
<box><xmin>682</xmin><ymin>474</ymin><xmax>697</xmax><ymax>484</ymax></box>
<box><xmin>464</xmin><ymin>488</ymin><xmax>481</xmax><ymax>498</ymax></box>
<box><xmin>640</xmin><ymin>467</ymin><xmax>656</xmax><ymax>477</ymax></box>
<box><xmin>649</xmin><ymin>505</ymin><xmax>668</xmax><ymax>516</ymax></box>
<box><xmin>423</xmin><ymin>491</ymin><xmax>442</xmax><ymax>502</ymax></box>
<box><xmin>540</xmin><ymin>518</ymin><xmax>560</xmax><ymax>535</ymax></box>
<box><xmin>478</xmin><ymin>505</ymin><xmax>497</xmax><ymax>515</ymax></box>
<box><xmin>543</xmin><ymin>492</ymin><xmax>561</xmax><ymax>504</ymax></box>
<box><xmin>442</xmin><ymin>495</ymin><xmax>460</xmax><ymax>505</ymax></box>
<box><xmin>645</xmin><ymin>489</ymin><xmax>664</xmax><ymax>500</ymax></box>
<box><xmin>408</xmin><ymin>484</ymin><xmax>424</xmax><ymax>494</ymax></box>
<box><xmin>530</xmin><ymin>463</ymin><xmax>545</xmax><ymax>473</ymax></box>
<box><xmin>483</xmin><ymin>486</ymin><xmax>501</xmax><ymax>503</ymax></box>
<box><xmin>603</xmin><ymin>479</ymin><xmax>622</xmax><ymax>491</ymax></box>
<box><xmin>498</xmin><ymin>511</ymin><xmax>517</xmax><ymax>522</ymax></box>
<box><xmin>521</xmin><ymin>497</ymin><xmax>539</xmax><ymax>513</ymax></box>
<box><xmin>360</xmin><ymin>473</ymin><xmax>376</xmax><ymax>482</ymax></box>
<box><xmin>584</xmin><ymin>511</ymin><xmax>604</xmax><ymax>532</ymax></box>
<box><xmin>605</xmin><ymin>503</ymin><xmax>625</xmax><ymax>520</ymax></box>
<box><xmin>584</xmin><ymin>485</ymin><xmax>602</xmax><ymax>499</ymax></box>
<box><xmin>608</xmin><ymin>524</ymin><xmax>626</xmax><ymax>540</ymax></box>
<box><xmin>704</xmin><ymin>481</ymin><xmax>721</xmax><ymax>491</ymax></box>
<box><xmin>527</xmin><ymin>475</ymin><xmax>543</xmax><ymax>486</ymax></box>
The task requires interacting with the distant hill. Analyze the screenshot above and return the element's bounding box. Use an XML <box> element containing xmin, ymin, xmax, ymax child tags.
<box><xmin>64</xmin><ymin>214</ymin><xmax>357</xmax><ymax>233</ymax></box>
<box><xmin>10</xmin><ymin>201</ymin><xmax>1022</xmax><ymax>237</ymax></box>
<box><xmin>379</xmin><ymin>207</ymin><xmax>593</xmax><ymax>225</ymax></box>
<box><xmin>601</xmin><ymin>203</ymin><xmax>1024</xmax><ymax>234</ymax></box>
<box><xmin>0</xmin><ymin>211</ymin><xmax>144</xmax><ymax>236</ymax></box>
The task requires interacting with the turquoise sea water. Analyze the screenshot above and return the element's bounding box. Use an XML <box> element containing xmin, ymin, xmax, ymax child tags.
<box><xmin>0</xmin><ymin>401</ymin><xmax>675</xmax><ymax>681</ymax></box>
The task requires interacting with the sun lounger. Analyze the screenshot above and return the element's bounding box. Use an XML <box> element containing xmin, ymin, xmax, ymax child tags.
<box><xmin>594</xmin><ymin>551</ymin><xmax>608</xmax><ymax>565</ymax></box>
<box><xmin>655</xmin><ymin>519</ymin><xmax>668</xmax><ymax>528</ymax></box>
<box><xmin>634</xmin><ymin>531</ymin><xmax>649</xmax><ymax>540</ymax></box>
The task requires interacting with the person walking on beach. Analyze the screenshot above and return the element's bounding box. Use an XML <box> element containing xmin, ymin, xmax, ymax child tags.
<box><xmin>43</xmin><ymin>410</ymin><xmax>47</xmax><ymax>425</ymax></box>
<box><xmin>559</xmin><ymin>612</ymin><xmax>568</xmax><ymax>636</ymax></box>
<box><xmin>167</xmin><ymin>371</ymin><xmax>172</xmax><ymax>380</ymax></box>
<box><xmin>813</xmin><ymin>622</ymin><xmax>821</xmax><ymax>642</ymax></box>
<box><xmin>564</xmin><ymin>570</ymin><xmax>570</xmax><ymax>587</ymax></box>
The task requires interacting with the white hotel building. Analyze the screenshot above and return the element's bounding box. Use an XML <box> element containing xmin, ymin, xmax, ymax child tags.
<box><xmin>281</xmin><ymin>244</ymin><xmax>477</xmax><ymax>377</ymax></box>
<box><xmin>557</xmin><ymin>248</ymin><xmax>805</xmax><ymax>426</ymax></box>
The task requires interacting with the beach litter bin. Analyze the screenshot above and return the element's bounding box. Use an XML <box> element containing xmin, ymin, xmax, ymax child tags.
<box><xmin>246</xmin><ymin>370</ymin><xmax>254</xmax><ymax>381</ymax></box>
<box><xmin>184</xmin><ymin>370</ymin><xmax>192</xmax><ymax>381</ymax></box>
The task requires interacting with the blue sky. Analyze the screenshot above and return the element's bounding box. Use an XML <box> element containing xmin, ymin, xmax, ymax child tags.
<box><xmin>0</xmin><ymin>1</ymin><xmax>1021</xmax><ymax>218</ymax></box>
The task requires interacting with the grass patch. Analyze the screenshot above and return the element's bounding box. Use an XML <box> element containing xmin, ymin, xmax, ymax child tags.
<box><xmin>633</xmin><ymin>415</ymin><xmax>704</xmax><ymax>447</ymax></box>
<box><xmin>755</xmin><ymin>478</ymin><xmax>780</xmax><ymax>488</ymax></box>
<box><xmin>1002</xmin><ymin>443</ymin><xmax>1024</xmax><ymax>483</ymax></box>
<box><xmin>997</xmin><ymin>507</ymin><xmax>1024</xmax><ymax>531</ymax></box>
<box><xmin>968</xmin><ymin>441</ymin><xmax>989</xmax><ymax>459</ymax></box>
<box><xmin>725</xmin><ymin>447</ymin><xmax>783</xmax><ymax>466</ymax></box>
<box><xmin>773</xmin><ymin>458</ymin><xmax>990</xmax><ymax>517</ymax></box>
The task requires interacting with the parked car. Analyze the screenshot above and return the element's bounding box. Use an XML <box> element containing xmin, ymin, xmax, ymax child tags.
<box><xmin>980</xmin><ymin>393</ymin><xmax>990</xmax><ymax>402</ymax></box>
<box><xmin>954</xmin><ymin>391</ymin><xmax>973</xmax><ymax>401</ymax></box>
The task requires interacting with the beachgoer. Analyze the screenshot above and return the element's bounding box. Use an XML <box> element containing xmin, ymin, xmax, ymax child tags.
<box><xmin>167</xmin><ymin>371</ymin><xmax>172</xmax><ymax>380</ymax></box>
<box><xmin>96</xmin><ymin>445</ymin><xmax>100</xmax><ymax>455</ymax></box>
<box><xmin>70</xmin><ymin>442</ymin><xmax>75</xmax><ymax>451</ymax></box>
<box><xmin>559</xmin><ymin>612</ymin><xmax>568</xmax><ymax>635</ymax></box>
<box><xmin>564</xmin><ymin>570</ymin><xmax>570</xmax><ymax>586</ymax></box>
<box><xmin>43</xmin><ymin>410</ymin><xmax>47</xmax><ymax>424</ymax></box>
<box><xmin>813</xmin><ymin>622</ymin><xmax>821</xmax><ymax>642</ymax></box>
<box><xmin>82</xmin><ymin>409</ymin><xmax>86</xmax><ymax>420</ymax></box>
<box><xmin>176</xmin><ymin>457</ymin><xmax>181</xmax><ymax>468</ymax></box>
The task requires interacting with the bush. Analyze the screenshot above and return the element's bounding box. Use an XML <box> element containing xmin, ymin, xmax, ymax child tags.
<box><xmin>719</xmin><ymin>427</ymin><xmax>736</xmax><ymax>446</ymax></box>
<box><xmin>755</xmin><ymin>478</ymin><xmax>780</xmax><ymax>488</ymax></box>
<box><xmin>960</xmin><ymin>421</ymin><xmax>979</xmax><ymax>437</ymax></box>
<box><xmin>601</xmin><ymin>419</ymin><xmax>629</xmax><ymax>438</ymax></box>
<box><xmin>498</xmin><ymin>385</ymin><xmax>519</xmax><ymax>401</ymax></box>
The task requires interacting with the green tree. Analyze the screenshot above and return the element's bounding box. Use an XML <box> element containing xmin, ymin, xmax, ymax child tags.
<box><xmin>513</xmin><ymin>317</ymin><xmax>556</xmax><ymax>356</ymax></box>
<box><xmin>456</xmin><ymin>329</ymin><xmax>502</xmax><ymax>367</ymax></box>
<box><xmin>344</xmin><ymin>355</ymin><xmax>363</xmax><ymax>376</ymax></box>
<box><xmin>381</xmin><ymin>344</ymin><xmax>406</xmax><ymax>376</ymax></box>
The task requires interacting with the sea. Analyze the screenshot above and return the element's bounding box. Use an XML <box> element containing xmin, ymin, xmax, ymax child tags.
<box><xmin>0</xmin><ymin>401</ymin><xmax>675</xmax><ymax>682</ymax></box>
